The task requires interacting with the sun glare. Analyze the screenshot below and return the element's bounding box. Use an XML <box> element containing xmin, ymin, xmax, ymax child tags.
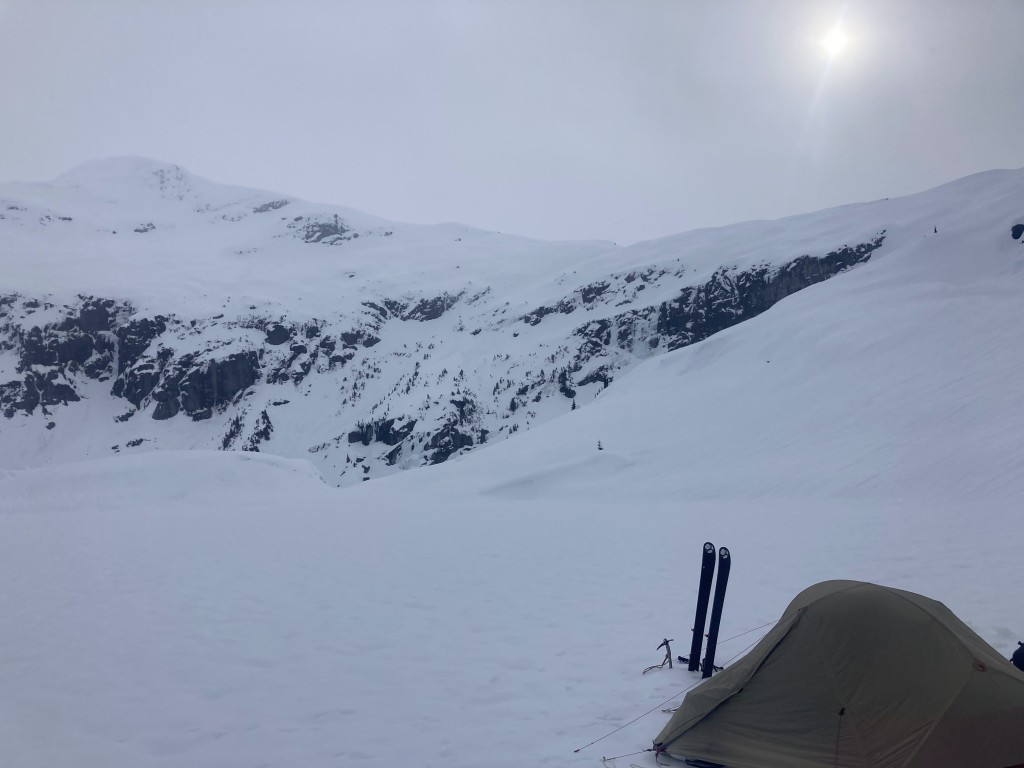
<box><xmin>822</xmin><ymin>26</ymin><xmax>848</xmax><ymax>58</ymax></box>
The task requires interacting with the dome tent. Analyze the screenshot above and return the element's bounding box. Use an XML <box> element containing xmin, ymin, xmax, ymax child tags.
<box><xmin>654</xmin><ymin>581</ymin><xmax>1024</xmax><ymax>768</ymax></box>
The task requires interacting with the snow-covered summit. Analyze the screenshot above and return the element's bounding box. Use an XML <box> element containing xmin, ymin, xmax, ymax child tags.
<box><xmin>1</xmin><ymin>157</ymin><xmax>610</xmax><ymax>316</ymax></box>
<box><xmin>13</xmin><ymin>156</ymin><xmax>274</xmax><ymax>219</ymax></box>
<box><xmin>45</xmin><ymin>156</ymin><xmax>388</xmax><ymax>230</ymax></box>
<box><xmin>53</xmin><ymin>156</ymin><xmax>200</xmax><ymax>192</ymax></box>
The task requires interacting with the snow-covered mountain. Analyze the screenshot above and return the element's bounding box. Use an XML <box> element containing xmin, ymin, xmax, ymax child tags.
<box><xmin>2</xmin><ymin>160</ymin><xmax>1024</xmax><ymax>767</ymax></box>
<box><xmin>7</xmin><ymin>157</ymin><xmax>1011</xmax><ymax>485</ymax></box>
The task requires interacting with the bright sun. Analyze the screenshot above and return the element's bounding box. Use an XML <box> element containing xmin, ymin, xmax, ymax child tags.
<box><xmin>822</xmin><ymin>26</ymin><xmax>848</xmax><ymax>58</ymax></box>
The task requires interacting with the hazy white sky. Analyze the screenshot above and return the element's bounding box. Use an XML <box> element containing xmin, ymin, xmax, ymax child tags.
<box><xmin>2</xmin><ymin>0</ymin><xmax>1022</xmax><ymax>244</ymax></box>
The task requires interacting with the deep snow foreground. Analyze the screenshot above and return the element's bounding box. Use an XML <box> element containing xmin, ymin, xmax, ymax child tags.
<box><xmin>4</xmin><ymin>457</ymin><xmax>1021</xmax><ymax>768</ymax></box>
<box><xmin>2</xmin><ymin>193</ymin><xmax>1024</xmax><ymax>767</ymax></box>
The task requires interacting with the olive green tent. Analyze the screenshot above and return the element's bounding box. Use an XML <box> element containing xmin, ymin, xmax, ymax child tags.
<box><xmin>654</xmin><ymin>581</ymin><xmax>1024</xmax><ymax>768</ymax></box>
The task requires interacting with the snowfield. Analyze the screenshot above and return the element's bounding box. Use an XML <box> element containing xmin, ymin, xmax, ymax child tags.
<box><xmin>1</xmin><ymin>162</ymin><xmax>1023</xmax><ymax>767</ymax></box>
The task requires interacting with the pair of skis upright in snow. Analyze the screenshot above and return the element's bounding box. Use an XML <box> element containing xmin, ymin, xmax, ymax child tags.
<box><xmin>687</xmin><ymin>542</ymin><xmax>730</xmax><ymax>679</ymax></box>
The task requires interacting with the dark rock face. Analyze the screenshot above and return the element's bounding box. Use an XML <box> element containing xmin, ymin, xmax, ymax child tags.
<box><xmin>19</xmin><ymin>327</ymin><xmax>58</xmax><ymax>367</ymax></box>
<box><xmin>151</xmin><ymin>389</ymin><xmax>180</xmax><ymax>420</ymax></box>
<box><xmin>653</xmin><ymin>235</ymin><xmax>884</xmax><ymax>351</ymax></box>
<box><xmin>378</xmin><ymin>418</ymin><xmax>417</xmax><ymax>445</ymax></box>
<box><xmin>425</xmin><ymin>420</ymin><xmax>475</xmax><ymax>464</ymax></box>
<box><xmin>343</xmin><ymin>397</ymin><xmax>484</xmax><ymax>470</ymax></box>
<box><xmin>348</xmin><ymin>417</ymin><xmax>417</xmax><ymax>447</ymax></box>
<box><xmin>114</xmin><ymin>360</ymin><xmax>161</xmax><ymax>407</ymax></box>
<box><xmin>449</xmin><ymin>398</ymin><xmax>476</xmax><ymax>424</ymax></box>
<box><xmin>580</xmin><ymin>281</ymin><xmax>610</xmax><ymax>305</ymax></box>
<box><xmin>382</xmin><ymin>299</ymin><xmax>407</xmax><ymax>317</ymax></box>
<box><xmin>265</xmin><ymin>338</ymin><xmax>317</xmax><ymax>385</ymax></box>
<box><xmin>19</xmin><ymin>313</ymin><xmax>114</xmax><ymax>372</ymax></box>
<box><xmin>110</xmin><ymin>315</ymin><xmax>170</xmax><ymax>404</ymax></box>
<box><xmin>265</xmin><ymin>323</ymin><xmax>292</xmax><ymax>346</ymax></box>
<box><xmin>578</xmin><ymin>366</ymin><xmax>612</xmax><ymax>388</ymax></box>
<box><xmin>56</xmin><ymin>332</ymin><xmax>95</xmax><ymax>365</ymax></box>
<box><xmin>301</xmin><ymin>215</ymin><xmax>348</xmax><ymax>244</ymax></box>
<box><xmin>1</xmin><ymin>295</ymin><xmax>124</xmax><ymax>416</ymax></box>
<box><xmin>567</xmin><ymin>234</ymin><xmax>886</xmax><ymax>362</ymax></box>
<box><xmin>0</xmin><ymin>381</ymin><xmax>22</xmax><ymax>418</ymax></box>
<box><xmin>116</xmin><ymin>316</ymin><xmax>167</xmax><ymax>374</ymax></box>
<box><xmin>340</xmin><ymin>329</ymin><xmax>380</xmax><ymax>348</ymax></box>
<box><xmin>150</xmin><ymin>351</ymin><xmax>261</xmax><ymax>421</ymax></box>
<box><xmin>573</xmin><ymin>319</ymin><xmax>612</xmax><ymax>357</ymax></box>
<box><xmin>76</xmin><ymin>298</ymin><xmax>117</xmax><ymax>333</ymax></box>
<box><xmin>3</xmin><ymin>298</ymin><xmax>272</xmax><ymax>422</ymax></box>
<box><xmin>348</xmin><ymin>423</ymin><xmax>372</xmax><ymax>445</ymax></box>
<box><xmin>1</xmin><ymin>369</ymin><xmax>80</xmax><ymax>417</ymax></box>
<box><xmin>1</xmin><ymin>229</ymin><xmax>886</xmax><ymax>483</ymax></box>
<box><xmin>253</xmin><ymin>199</ymin><xmax>290</xmax><ymax>214</ymax></box>
<box><xmin>522</xmin><ymin>298</ymin><xmax>575</xmax><ymax>326</ymax></box>
<box><xmin>315</xmin><ymin>335</ymin><xmax>353</xmax><ymax>369</ymax></box>
<box><xmin>402</xmin><ymin>293</ymin><xmax>463</xmax><ymax>322</ymax></box>
<box><xmin>362</xmin><ymin>300</ymin><xmax>393</xmax><ymax>321</ymax></box>
<box><xmin>384</xmin><ymin>444</ymin><xmax>403</xmax><ymax>466</ymax></box>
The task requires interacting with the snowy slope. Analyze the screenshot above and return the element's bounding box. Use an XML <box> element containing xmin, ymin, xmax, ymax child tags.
<box><xmin>6</xmin><ymin>159</ymin><xmax>1021</xmax><ymax>488</ymax></box>
<box><xmin>1</xmin><ymin>165</ymin><xmax>1023</xmax><ymax>767</ymax></box>
<box><xmin>0</xmin><ymin>156</ymin><xmax>608</xmax><ymax>315</ymax></box>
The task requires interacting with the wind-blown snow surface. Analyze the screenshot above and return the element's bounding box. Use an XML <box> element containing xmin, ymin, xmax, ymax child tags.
<box><xmin>2</xmin><ymin>177</ymin><xmax>1024</xmax><ymax>767</ymax></box>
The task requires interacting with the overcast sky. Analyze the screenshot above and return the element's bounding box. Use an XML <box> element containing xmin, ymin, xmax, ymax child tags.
<box><xmin>2</xmin><ymin>0</ymin><xmax>1022</xmax><ymax>244</ymax></box>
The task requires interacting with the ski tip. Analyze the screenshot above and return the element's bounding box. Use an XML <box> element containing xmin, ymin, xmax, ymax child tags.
<box><xmin>703</xmin><ymin>542</ymin><xmax>715</xmax><ymax>554</ymax></box>
<box><xmin>719</xmin><ymin>547</ymin><xmax>730</xmax><ymax>559</ymax></box>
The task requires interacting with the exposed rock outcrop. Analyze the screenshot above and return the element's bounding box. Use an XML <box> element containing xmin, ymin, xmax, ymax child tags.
<box><xmin>402</xmin><ymin>292</ymin><xmax>463</xmax><ymax>322</ymax></box>
<box><xmin>0</xmin><ymin>231</ymin><xmax>885</xmax><ymax>484</ymax></box>
<box><xmin>425</xmin><ymin>420</ymin><xmax>475</xmax><ymax>465</ymax></box>
<box><xmin>265</xmin><ymin>323</ymin><xmax>292</xmax><ymax>346</ymax></box>
<box><xmin>151</xmin><ymin>351</ymin><xmax>261</xmax><ymax>421</ymax></box>
<box><xmin>116</xmin><ymin>316</ymin><xmax>168</xmax><ymax>373</ymax></box>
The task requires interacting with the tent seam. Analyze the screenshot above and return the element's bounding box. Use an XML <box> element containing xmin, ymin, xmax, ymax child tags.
<box><xmin>657</xmin><ymin>614</ymin><xmax>803</xmax><ymax>750</ymax></box>
<box><xmin>895</xmin><ymin>670</ymin><xmax>974</xmax><ymax>768</ymax></box>
<box><xmin>659</xmin><ymin>582</ymin><xmax>864</xmax><ymax>753</ymax></box>
<box><xmin>834</xmin><ymin>585</ymin><xmax>975</xmax><ymax>767</ymax></box>
<box><xmin>885</xmin><ymin>589</ymin><xmax>980</xmax><ymax>669</ymax></box>
<box><xmin>806</xmin><ymin>589</ymin><xmax>871</xmax><ymax>768</ymax></box>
